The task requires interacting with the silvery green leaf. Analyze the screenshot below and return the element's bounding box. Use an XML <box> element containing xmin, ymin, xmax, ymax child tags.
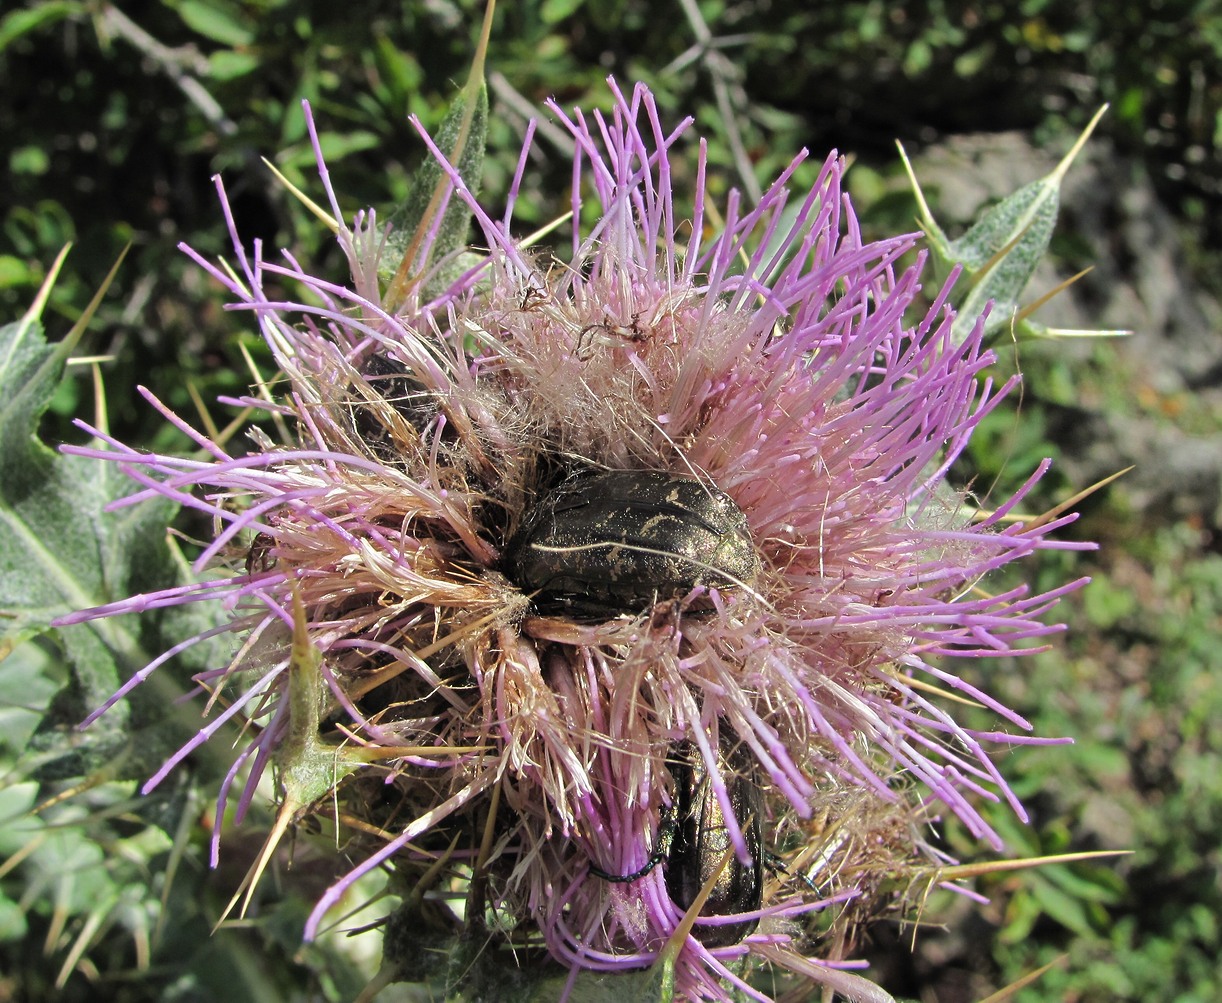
<box><xmin>901</xmin><ymin>105</ymin><xmax>1110</xmax><ymax>344</ymax></box>
<box><xmin>380</xmin><ymin>81</ymin><xmax>489</xmax><ymax>300</ymax></box>
<box><xmin>0</xmin><ymin>277</ymin><xmax>222</xmax><ymax>785</ymax></box>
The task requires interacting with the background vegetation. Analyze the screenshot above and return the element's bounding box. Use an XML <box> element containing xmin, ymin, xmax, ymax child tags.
<box><xmin>2</xmin><ymin>1</ymin><xmax>1221</xmax><ymax>1000</ymax></box>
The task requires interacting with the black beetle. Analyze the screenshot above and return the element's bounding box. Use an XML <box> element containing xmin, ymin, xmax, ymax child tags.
<box><xmin>664</xmin><ymin>738</ymin><xmax>764</xmax><ymax>947</ymax></box>
<box><xmin>354</xmin><ymin>353</ymin><xmax>450</xmax><ymax>456</ymax></box>
<box><xmin>589</xmin><ymin>736</ymin><xmax>764</xmax><ymax>947</ymax></box>
<box><xmin>505</xmin><ymin>470</ymin><xmax>759</xmax><ymax>611</ymax></box>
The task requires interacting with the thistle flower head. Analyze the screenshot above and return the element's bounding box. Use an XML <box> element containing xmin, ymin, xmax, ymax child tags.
<box><xmin>59</xmin><ymin>80</ymin><xmax>1090</xmax><ymax>1000</ymax></box>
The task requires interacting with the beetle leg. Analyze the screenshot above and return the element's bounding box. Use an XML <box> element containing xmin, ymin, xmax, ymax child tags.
<box><xmin>587</xmin><ymin>803</ymin><xmax>676</xmax><ymax>883</ymax></box>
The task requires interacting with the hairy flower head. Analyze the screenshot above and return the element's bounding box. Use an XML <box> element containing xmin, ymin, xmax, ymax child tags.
<box><xmin>59</xmin><ymin>81</ymin><xmax>1091</xmax><ymax>1000</ymax></box>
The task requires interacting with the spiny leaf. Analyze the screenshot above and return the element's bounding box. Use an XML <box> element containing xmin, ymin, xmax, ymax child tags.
<box><xmin>381</xmin><ymin>1</ymin><xmax>494</xmax><ymax>309</ymax></box>
<box><xmin>217</xmin><ymin>591</ymin><xmax>366</xmax><ymax>925</ymax></box>
<box><xmin>1</xmin><ymin>253</ymin><xmax>151</xmax><ymax>752</ymax></box>
<box><xmin>276</xmin><ymin>590</ymin><xmax>364</xmax><ymax>808</ymax></box>
<box><xmin>1020</xmin><ymin>318</ymin><xmax>1133</xmax><ymax>339</ymax></box>
<box><xmin>381</xmin><ymin>83</ymin><xmax>488</xmax><ymax>306</ymax></box>
<box><xmin>900</xmin><ymin>105</ymin><xmax>1111</xmax><ymax>344</ymax></box>
<box><xmin>932</xmin><ymin>849</ymin><xmax>1132</xmax><ymax>882</ymax></box>
<box><xmin>0</xmin><ymin>255</ymin><xmax>215</xmax><ymax>783</ymax></box>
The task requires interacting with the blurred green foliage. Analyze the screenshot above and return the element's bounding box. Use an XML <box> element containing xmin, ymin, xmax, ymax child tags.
<box><xmin>2</xmin><ymin>0</ymin><xmax>1221</xmax><ymax>1000</ymax></box>
<box><xmin>934</xmin><ymin>522</ymin><xmax>1222</xmax><ymax>1003</ymax></box>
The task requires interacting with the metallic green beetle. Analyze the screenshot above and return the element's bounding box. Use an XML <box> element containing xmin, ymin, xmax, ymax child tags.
<box><xmin>589</xmin><ymin>737</ymin><xmax>765</xmax><ymax>948</ymax></box>
<box><xmin>664</xmin><ymin>739</ymin><xmax>764</xmax><ymax>947</ymax></box>
<box><xmin>355</xmin><ymin>353</ymin><xmax>451</xmax><ymax>455</ymax></box>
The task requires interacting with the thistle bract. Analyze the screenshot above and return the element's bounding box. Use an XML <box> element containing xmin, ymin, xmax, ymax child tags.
<box><xmin>58</xmin><ymin>80</ymin><xmax>1091</xmax><ymax>1000</ymax></box>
